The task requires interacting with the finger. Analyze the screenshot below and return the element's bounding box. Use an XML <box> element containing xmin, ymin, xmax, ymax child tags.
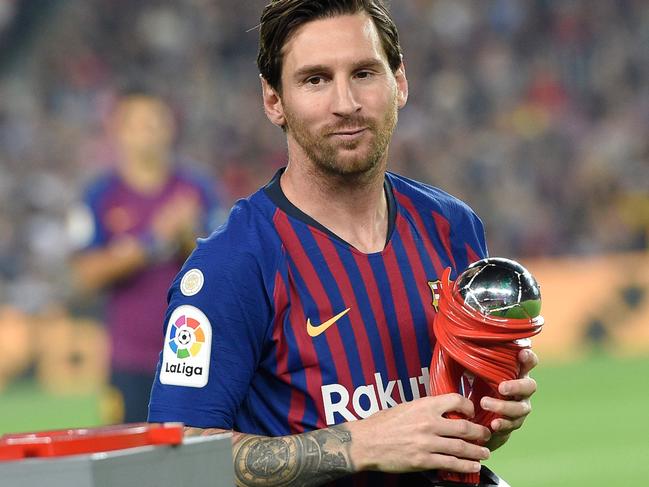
<box><xmin>481</xmin><ymin>396</ymin><xmax>532</xmax><ymax>421</ymax></box>
<box><xmin>518</xmin><ymin>348</ymin><xmax>539</xmax><ymax>377</ymax></box>
<box><xmin>490</xmin><ymin>416</ymin><xmax>526</xmax><ymax>434</ymax></box>
<box><xmin>426</xmin><ymin>453</ymin><xmax>482</xmax><ymax>474</ymax></box>
<box><xmin>498</xmin><ymin>376</ymin><xmax>537</xmax><ymax>398</ymax></box>
<box><xmin>431</xmin><ymin>393</ymin><xmax>476</xmax><ymax>418</ymax></box>
<box><xmin>430</xmin><ymin>436</ymin><xmax>491</xmax><ymax>461</ymax></box>
<box><xmin>436</xmin><ymin>417</ymin><xmax>492</xmax><ymax>443</ymax></box>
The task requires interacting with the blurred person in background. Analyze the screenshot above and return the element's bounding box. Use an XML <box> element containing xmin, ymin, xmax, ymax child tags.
<box><xmin>69</xmin><ymin>89</ymin><xmax>222</xmax><ymax>423</ymax></box>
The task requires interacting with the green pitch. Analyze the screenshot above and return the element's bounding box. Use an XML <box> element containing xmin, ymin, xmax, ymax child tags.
<box><xmin>0</xmin><ymin>382</ymin><xmax>104</xmax><ymax>435</ymax></box>
<box><xmin>1</xmin><ymin>354</ymin><xmax>647</xmax><ymax>486</ymax></box>
<box><xmin>486</xmin><ymin>353</ymin><xmax>649</xmax><ymax>486</ymax></box>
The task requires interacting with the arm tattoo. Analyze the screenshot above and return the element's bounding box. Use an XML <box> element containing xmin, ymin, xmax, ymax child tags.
<box><xmin>183</xmin><ymin>426</ymin><xmax>228</xmax><ymax>437</ymax></box>
<box><xmin>233</xmin><ymin>425</ymin><xmax>354</xmax><ymax>486</ymax></box>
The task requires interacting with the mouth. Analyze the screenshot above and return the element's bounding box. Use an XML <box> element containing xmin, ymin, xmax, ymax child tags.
<box><xmin>329</xmin><ymin>128</ymin><xmax>367</xmax><ymax>139</ymax></box>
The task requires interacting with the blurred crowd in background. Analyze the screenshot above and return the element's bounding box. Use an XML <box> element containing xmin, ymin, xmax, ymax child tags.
<box><xmin>1</xmin><ymin>0</ymin><xmax>648</xmax><ymax>318</ymax></box>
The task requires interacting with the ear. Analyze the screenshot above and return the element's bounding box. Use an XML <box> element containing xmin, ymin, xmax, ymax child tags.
<box><xmin>394</xmin><ymin>60</ymin><xmax>409</xmax><ymax>109</ymax></box>
<box><xmin>261</xmin><ymin>76</ymin><xmax>286</xmax><ymax>127</ymax></box>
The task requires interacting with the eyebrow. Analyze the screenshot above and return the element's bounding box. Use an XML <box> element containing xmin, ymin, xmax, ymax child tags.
<box><xmin>292</xmin><ymin>57</ymin><xmax>386</xmax><ymax>80</ymax></box>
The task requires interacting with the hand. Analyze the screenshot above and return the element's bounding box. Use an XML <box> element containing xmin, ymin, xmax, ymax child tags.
<box><xmin>151</xmin><ymin>190</ymin><xmax>201</xmax><ymax>245</ymax></box>
<box><xmin>109</xmin><ymin>235</ymin><xmax>148</xmax><ymax>261</ymax></box>
<box><xmin>348</xmin><ymin>393</ymin><xmax>492</xmax><ymax>475</ymax></box>
<box><xmin>481</xmin><ymin>348</ymin><xmax>539</xmax><ymax>451</ymax></box>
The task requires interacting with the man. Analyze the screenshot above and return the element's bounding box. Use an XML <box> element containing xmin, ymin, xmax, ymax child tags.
<box><xmin>148</xmin><ymin>1</ymin><xmax>537</xmax><ymax>485</ymax></box>
<box><xmin>70</xmin><ymin>91</ymin><xmax>221</xmax><ymax>423</ymax></box>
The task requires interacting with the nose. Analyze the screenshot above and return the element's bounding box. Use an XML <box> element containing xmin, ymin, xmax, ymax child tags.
<box><xmin>331</xmin><ymin>78</ymin><xmax>361</xmax><ymax>117</ymax></box>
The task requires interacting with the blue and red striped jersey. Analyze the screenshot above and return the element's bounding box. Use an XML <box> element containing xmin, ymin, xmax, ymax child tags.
<box><xmin>74</xmin><ymin>167</ymin><xmax>221</xmax><ymax>373</ymax></box>
<box><xmin>148</xmin><ymin>169</ymin><xmax>487</xmax><ymax>485</ymax></box>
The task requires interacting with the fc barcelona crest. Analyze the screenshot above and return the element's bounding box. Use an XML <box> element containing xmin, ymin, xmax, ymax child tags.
<box><xmin>427</xmin><ymin>280</ymin><xmax>441</xmax><ymax>311</ymax></box>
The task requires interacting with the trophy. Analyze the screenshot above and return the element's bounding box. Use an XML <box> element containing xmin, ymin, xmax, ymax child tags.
<box><xmin>426</xmin><ymin>258</ymin><xmax>543</xmax><ymax>486</ymax></box>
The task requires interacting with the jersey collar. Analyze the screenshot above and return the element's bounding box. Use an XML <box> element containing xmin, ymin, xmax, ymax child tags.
<box><xmin>263</xmin><ymin>167</ymin><xmax>396</xmax><ymax>248</ymax></box>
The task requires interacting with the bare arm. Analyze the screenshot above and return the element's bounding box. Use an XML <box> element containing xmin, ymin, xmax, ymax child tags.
<box><xmin>71</xmin><ymin>236</ymin><xmax>149</xmax><ymax>293</ymax></box>
<box><xmin>186</xmin><ymin>426</ymin><xmax>354</xmax><ymax>487</ymax></box>
<box><xmin>71</xmin><ymin>190</ymin><xmax>204</xmax><ymax>293</ymax></box>
<box><xmin>184</xmin><ymin>393</ymin><xmax>491</xmax><ymax>486</ymax></box>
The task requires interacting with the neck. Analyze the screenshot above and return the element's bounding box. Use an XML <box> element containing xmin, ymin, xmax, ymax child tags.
<box><xmin>280</xmin><ymin>154</ymin><xmax>389</xmax><ymax>254</ymax></box>
<box><xmin>118</xmin><ymin>151</ymin><xmax>171</xmax><ymax>194</ymax></box>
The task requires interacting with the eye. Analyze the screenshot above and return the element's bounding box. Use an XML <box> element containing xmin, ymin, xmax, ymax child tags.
<box><xmin>306</xmin><ymin>76</ymin><xmax>324</xmax><ymax>85</ymax></box>
<box><xmin>355</xmin><ymin>70</ymin><xmax>373</xmax><ymax>80</ymax></box>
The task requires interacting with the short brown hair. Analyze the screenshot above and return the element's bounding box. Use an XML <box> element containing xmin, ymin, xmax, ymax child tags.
<box><xmin>257</xmin><ymin>0</ymin><xmax>402</xmax><ymax>92</ymax></box>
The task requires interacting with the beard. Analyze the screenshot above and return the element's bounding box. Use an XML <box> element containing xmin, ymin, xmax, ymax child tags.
<box><xmin>283</xmin><ymin>96</ymin><xmax>398</xmax><ymax>180</ymax></box>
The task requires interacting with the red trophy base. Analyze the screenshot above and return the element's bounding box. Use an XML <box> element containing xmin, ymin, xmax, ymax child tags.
<box><xmin>422</xmin><ymin>466</ymin><xmax>510</xmax><ymax>486</ymax></box>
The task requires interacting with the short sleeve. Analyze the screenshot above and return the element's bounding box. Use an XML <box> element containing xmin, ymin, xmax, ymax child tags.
<box><xmin>148</xmin><ymin>222</ymin><xmax>275</xmax><ymax>429</ymax></box>
<box><xmin>178</xmin><ymin>167</ymin><xmax>227</xmax><ymax>234</ymax></box>
<box><xmin>68</xmin><ymin>178</ymin><xmax>111</xmax><ymax>252</ymax></box>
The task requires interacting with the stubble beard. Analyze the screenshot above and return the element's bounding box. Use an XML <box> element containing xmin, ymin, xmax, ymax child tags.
<box><xmin>284</xmin><ymin>97</ymin><xmax>398</xmax><ymax>183</ymax></box>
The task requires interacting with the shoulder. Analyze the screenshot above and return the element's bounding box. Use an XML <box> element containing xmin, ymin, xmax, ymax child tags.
<box><xmin>68</xmin><ymin>172</ymin><xmax>121</xmax><ymax>249</ymax></box>
<box><xmin>387</xmin><ymin>172</ymin><xmax>488</xmax><ymax>266</ymax></box>
<box><xmin>173</xmin><ymin>164</ymin><xmax>212</xmax><ymax>188</ymax></box>
<box><xmin>82</xmin><ymin>172</ymin><xmax>120</xmax><ymax>206</ymax></box>
<box><xmin>171</xmin><ymin>165</ymin><xmax>221</xmax><ymax>199</ymax></box>
<box><xmin>387</xmin><ymin>172</ymin><xmax>481</xmax><ymax>223</ymax></box>
<box><xmin>178</xmin><ymin>190</ymin><xmax>284</xmax><ymax>285</ymax></box>
<box><xmin>206</xmin><ymin>189</ymin><xmax>280</xmax><ymax>245</ymax></box>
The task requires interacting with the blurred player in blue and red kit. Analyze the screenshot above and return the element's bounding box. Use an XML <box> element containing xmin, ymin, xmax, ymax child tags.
<box><xmin>70</xmin><ymin>90</ymin><xmax>222</xmax><ymax>423</ymax></box>
<box><xmin>148</xmin><ymin>1</ymin><xmax>539</xmax><ymax>485</ymax></box>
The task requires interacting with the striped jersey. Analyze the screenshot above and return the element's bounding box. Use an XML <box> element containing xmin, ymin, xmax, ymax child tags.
<box><xmin>148</xmin><ymin>168</ymin><xmax>487</xmax><ymax>486</ymax></box>
<box><xmin>75</xmin><ymin>167</ymin><xmax>221</xmax><ymax>373</ymax></box>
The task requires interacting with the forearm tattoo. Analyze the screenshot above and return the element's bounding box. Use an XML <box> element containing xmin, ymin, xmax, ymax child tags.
<box><xmin>232</xmin><ymin>426</ymin><xmax>354</xmax><ymax>486</ymax></box>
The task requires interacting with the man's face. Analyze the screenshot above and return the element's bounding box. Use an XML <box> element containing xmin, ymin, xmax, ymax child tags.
<box><xmin>275</xmin><ymin>13</ymin><xmax>407</xmax><ymax>178</ymax></box>
<box><xmin>113</xmin><ymin>96</ymin><xmax>175</xmax><ymax>162</ymax></box>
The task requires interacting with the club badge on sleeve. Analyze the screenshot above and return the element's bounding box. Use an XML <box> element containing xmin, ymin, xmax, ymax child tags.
<box><xmin>160</xmin><ymin>305</ymin><xmax>211</xmax><ymax>388</ymax></box>
<box><xmin>180</xmin><ymin>268</ymin><xmax>204</xmax><ymax>296</ymax></box>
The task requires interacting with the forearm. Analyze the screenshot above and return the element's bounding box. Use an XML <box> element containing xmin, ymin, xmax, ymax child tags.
<box><xmin>184</xmin><ymin>426</ymin><xmax>355</xmax><ymax>487</ymax></box>
<box><xmin>71</xmin><ymin>238</ymin><xmax>148</xmax><ymax>292</ymax></box>
<box><xmin>181</xmin><ymin>395</ymin><xmax>493</xmax><ymax>484</ymax></box>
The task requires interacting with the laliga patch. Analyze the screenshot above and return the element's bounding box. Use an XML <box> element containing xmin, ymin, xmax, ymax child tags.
<box><xmin>180</xmin><ymin>269</ymin><xmax>204</xmax><ymax>296</ymax></box>
<box><xmin>160</xmin><ymin>305</ymin><xmax>211</xmax><ymax>388</ymax></box>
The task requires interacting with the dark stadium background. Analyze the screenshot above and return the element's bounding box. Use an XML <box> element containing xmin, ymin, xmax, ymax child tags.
<box><xmin>0</xmin><ymin>1</ymin><xmax>648</xmax><ymax>485</ymax></box>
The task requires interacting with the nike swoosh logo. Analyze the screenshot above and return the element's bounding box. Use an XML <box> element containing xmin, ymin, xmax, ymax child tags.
<box><xmin>306</xmin><ymin>308</ymin><xmax>350</xmax><ymax>337</ymax></box>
